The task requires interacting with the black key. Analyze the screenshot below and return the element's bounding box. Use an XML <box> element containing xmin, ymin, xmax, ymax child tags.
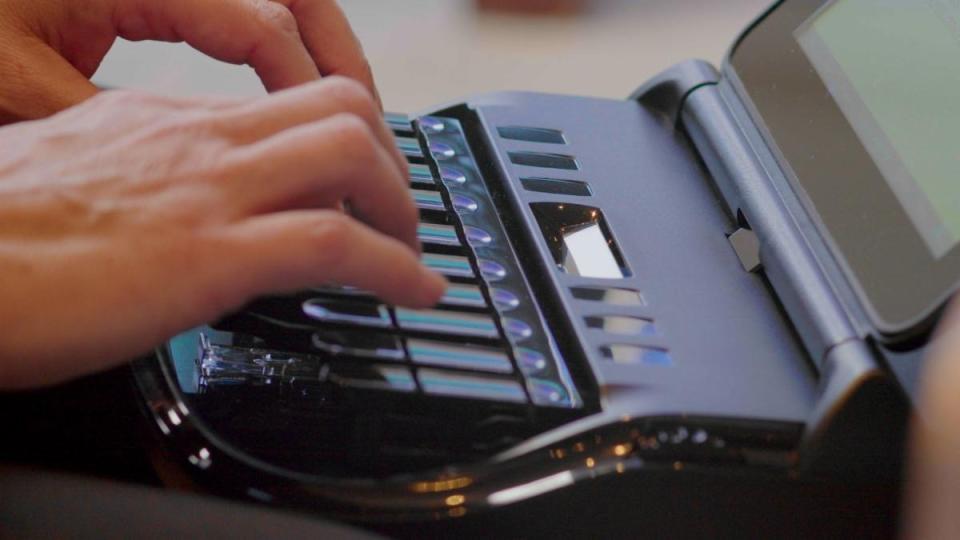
<box><xmin>329</xmin><ymin>363</ymin><xmax>416</xmax><ymax>392</ymax></box>
<box><xmin>302</xmin><ymin>298</ymin><xmax>392</xmax><ymax>328</ymax></box>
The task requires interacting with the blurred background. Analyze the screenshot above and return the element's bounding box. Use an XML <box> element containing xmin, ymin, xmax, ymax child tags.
<box><xmin>93</xmin><ymin>0</ymin><xmax>771</xmax><ymax>112</ymax></box>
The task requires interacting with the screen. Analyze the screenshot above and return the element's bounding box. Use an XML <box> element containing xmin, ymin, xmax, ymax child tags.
<box><xmin>797</xmin><ymin>0</ymin><xmax>960</xmax><ymax>258</ymax></box>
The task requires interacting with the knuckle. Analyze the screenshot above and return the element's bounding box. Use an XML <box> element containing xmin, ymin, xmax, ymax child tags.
<box><xmin>255</xmin><ymin>1</ymin><xmax>300</xmax><ymax>39</ymax></box>
<box><xmin>330</xmin><ymin>113</ymin><xmax>377</xmax><ymax>160</ymax></box>
<box><xmin>311</xmin><ymin>212</ymin><xmax>355</xmax><ymax>263</ymax></box>
<box><xmin>322</xmin><ymin>76</ymin><xmax>375</xmax><ymax>116</ymax></box>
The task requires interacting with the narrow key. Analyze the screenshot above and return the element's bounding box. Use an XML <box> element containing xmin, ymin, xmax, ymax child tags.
<box><xmin>418</xmin><ymin>223</ymin><xmax>461</xmax><ymax>247</ymax></box>
<box><xmin>412</xmin><ymin>189</ymin><xmax>446</xmax><ymax>212</ymax></box>
<box><xmin>418</xmin><ymin>369</ymin><xmax>527</xmax><ymax>403</ymax></box>
<box><xmin>385</xmin><ymin>112</ymin><xmax>414</xmax><ymax>135</ymax></box>
<box><xmin>409</xmin><ymin>163</ymin><xmax>436</xmax><ymax>188</ymax></box>
<box><xmin>408</xmin><ymin>339</ymin><xmax>512</xmax><ymax>373</ymax></box>
<box><xmin>397</xmin><ymin>136</ymin><xmax>424</xmax><ymax>159</ymax></box>
<box><xmin>395</xmin><ymin>308</ymin><xmax>499</xmax><ymax>339</ymax></box>
<box><xmin>329</xmin><ymin>363</ymin><xmax>417</xmax><ymax>392</ymax></box>
<box><xmin>439</xmin><ymin>284</ymin><xmax>488</xmax><ymax>309</ymax></box>
<box><xmin>423</xmin><ymin>253</ymin><xmax>476</xmax><ymax>279</ymax></box>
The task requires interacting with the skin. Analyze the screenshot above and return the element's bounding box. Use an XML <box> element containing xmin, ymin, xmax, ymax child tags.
<box><xmin>0</xmin><ymin>2</ymin><xmax>446</xmax><ymax>389</ymax></box>
<box><xmin>904</xmin><ymin>302</ymin><xmax>960</xmax><ymax>539</ymax></box>
<box><xmin>0</xmin><ymin>2</ymin><xmax>958</xmax><ymax>536</ymax></box>
<box><xmin>0</xmin><ymin>0</ymin><xmax>382</xmax><ymax>122</ymax></box>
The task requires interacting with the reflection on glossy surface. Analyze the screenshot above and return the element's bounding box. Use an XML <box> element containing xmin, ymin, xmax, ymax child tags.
<box><xmin>418</xmin><ymin>222</ymin><xmax>461</xmax><ymax>247</ymax></box>
<box><xmin>521</xmin><ymin>177</ymin><xmax>592</xmax><ymax>197</ymax></box>
<box><xmin>397</xmin><ymin>136</ymin><xmax>424</xmax><ymax>158</ymax></box>
<box><xmin>329</xmin><ymin>364</ymin><xmax>417</xmax><ymax>392</ymax></box>
<box><xmin>487</xmin><ymin>470</ymin><xmax>574</xmax><ymax>506</ymax></box>
<box><xmin>440</xmin><ymin>167</ymin><xmax>467</xmax><ymax>185</ymax></box>
<box><xmin>418</xmin><ymin>116</ymin><xmax>445</xmax><ymax>134</ymax></box>
<box><xmin>418</xmin><ymin>369</ymin><xmax>526</xmax><ymax>403</ymax></box>
<box><xmin>302</xmin><ymin>298</ymin><xmax>392</xmax><ymax>327</ymax></box>
<box><xmin>197</xmin><ymin>335</ymin><xmax>318</xmax><ymax>389</ymax></box>
<box><xmin>408</xmin><ymin>339</ymin><xmax>512</xmax><ymax>373</ymax></box>
<box><xmin>528</xmin><ymin>378</ymin><xmax>571</xmax><ymax>406</ymax></box>
<box><xmin>585</xmin><ymin>315</ymin><xmax>656</xmax><ymax>336</ymax></box>
<box><xmin>430</xmin><ymin>142</ymin><xmax>456</xmax><ymax>160</ymax></box>
<box><xmin>562</xmin><ymin>223</ymin><xmax>624</xmax><ymax>279</ymax></box>
<box><xmin>570</xmin><ymin>286</ymin><xmax>646</xmax><ymax>306</ymax></box>
<box><xmin>385</xmin><ymin>112</ymin><xmax>413</xmax><ymax>134</ymax></box>
<box><xmin>310</xmin><ymin>329</ymin><xmax>405</xmax><ymax>361</ymax></box>
<box><xmin>412</xmin><ymin>188</ymin><xmax>446</xmax><ymax>211</ymax></box>
<box><xmin>395</xmin><ymin>308</ymin><xmax>499</xmax><ymax>339</ymax></box>
<box><xmin>504</xmin><ymin>318</ymin><xmax>533</xmax><ymax>341</ymax></box>
<box><xmin>516</xmin><ymin>348</ymin><xmax>547</xmax><ymax>375</ymax></box>
<box><xmin>531</xmin><ymin>203</ymin><xmax>628</xmax><ymax>279</ymax></box>
<box><xmin>464</xmin><ymin>226</ymin><xmax>493</xmax><ymax>247</ymax></box>
<box><xmin>440</xmin><ymin>283</ymin><xmax>488</xmax><ymax>309</ymax></box>
<box><xmin>409</xmin><ymin>163</ymin><xmax>436</xmax><ymax>188</ymax></box>
<box><xmin>508</xmin><ymin>151</ymin><xmax>578</xmax><ymax>170</ymax></box>
<box><xmin>478</xmin><ymin>259</ymin><xmax>507</xmax><ymax>281</ymax></box>
<box><xmin>491</xmin><ymin>288</ymin><xmax>521</xmax><ymax>311</ymax></box>
<box><xmin>452</xmin><ymin>194</ymin><xmax>479</xmax><ymax>213</ymax></box>
<box><xmin>422</xmin><ymin>253</ymin><xmax>475</xmax><ymax>278</ymax></box>
<box><xmin>497</xmin><ymin>126</ymin><xmax>566</xmax><ymax>145</ymax></box>
<box><xmin>601</xmin><ymin>344</ymin><xmax>673</xmax><ymax>366</ymax></box>
<box><xmin>409</xmin><ymin>476</ymin><xmax>473</xmax><ymax>494</ymax></box>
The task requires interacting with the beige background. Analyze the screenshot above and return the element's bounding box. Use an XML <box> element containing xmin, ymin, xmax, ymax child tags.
<box><xmin>93</xmin><ymin>0</ymin><xmax>771</xmax><ymax>113</ymax></box>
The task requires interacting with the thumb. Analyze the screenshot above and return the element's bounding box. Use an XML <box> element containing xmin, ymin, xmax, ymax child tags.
<box><xmin>0</xmin><ymin>35</ymin><xmax>100</xmax><ymax>122</ymax></box>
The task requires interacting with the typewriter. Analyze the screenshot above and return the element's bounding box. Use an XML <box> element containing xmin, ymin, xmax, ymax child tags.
<box><xmin>134</xmin><ymin>0</ymin><xmax>949</xmax><ymax>527</ymax></box>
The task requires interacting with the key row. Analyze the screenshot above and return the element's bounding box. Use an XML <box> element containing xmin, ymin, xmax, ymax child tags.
<box><xmin>245</xmin><ymin>295</ymin><xmax>534</xmax><ymax>343</ymax></box>
<box><xmin>198</xmin><ymin>337</ymin><xmax>569</xmax><ymax>405</ymax></box>
<box><xmin>229</xmin><ymin>316</ymin><xmax>551</xmax><ymax>379</ymax></box>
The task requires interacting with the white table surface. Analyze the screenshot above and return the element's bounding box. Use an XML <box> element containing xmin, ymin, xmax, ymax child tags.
<box><xmin>93</xmin><ymin>0</ymin><xmax>771</xmax><ymax>113</ymax></box>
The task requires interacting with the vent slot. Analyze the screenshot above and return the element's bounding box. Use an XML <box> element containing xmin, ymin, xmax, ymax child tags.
<box><xmin>509</xmin><ymin>151</ymin><xmax>579</xmax><ymax>170</ymax></box>
<box><xmin>497</xmin><ymin>126</ymin><xmax>566</xmax><ymax>144</ymax></box>
<box><xmin>585</xmin><ymin>315</ymin><xmax>656</xmax><ymax>336</ymax></box>
<box><xmin>521</xmin><ymin>177</ymin><xmax>592</xmax><ymax>197</ymax></box>
<box><xmin>571</xmin><ymin>287</ymin><xmax>646</xmax><ymax>306</ymax></box>
<box><xmin>600</xmin><ymin>345</ymin><xmax>673</xmax><ymax>366</ymax></box>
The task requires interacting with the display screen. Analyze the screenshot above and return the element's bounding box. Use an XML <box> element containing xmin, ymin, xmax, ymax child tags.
<box><xmin>797</xmin><ymin>0</ymin><xmax>960</xmax><ymax>257</ymax></box>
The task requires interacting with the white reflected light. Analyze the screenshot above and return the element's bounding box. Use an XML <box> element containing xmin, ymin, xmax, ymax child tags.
<box><xmin>487</xmin><ymin>471</ymin><xmax>574</xmax><ymax>506</ymax></box>
<box><xmin>562</xmin><ymin>224</ymin><xmax>623</xmax><ymax>279</ymax></box>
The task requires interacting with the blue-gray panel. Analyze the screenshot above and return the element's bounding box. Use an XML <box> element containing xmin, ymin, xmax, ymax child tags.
<box><xmin>451</xmin><ymin>91</ymin><xmax>817</xmax><ymax>423</ymax></box>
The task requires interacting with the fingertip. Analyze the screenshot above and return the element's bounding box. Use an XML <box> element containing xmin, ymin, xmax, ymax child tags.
<box><xmin>414</xmin><ymin>268</ymin><xmax>448</xmax><ymax>308</ymax></box>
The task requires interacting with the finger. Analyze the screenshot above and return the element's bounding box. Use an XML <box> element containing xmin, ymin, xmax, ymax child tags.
<box><xmin>218</xmin><ymin>78</ymin><xmax>405</xmax><ymax>174</ymax></box>
<box><xmin>116</xmin><ymin>0</ymin><xmax>321</xmax><ymax>91</ymax></box>
<box><xmin>270</xmin><ymin>0</ymin><xmax>382</xmax><ymax>108</ymax></box>
<box><xmin>223</xmin><ymin>113</ymin><xmax>419</xmax><ymax>251</ymax></box>
<box><xmin>207</xmin><ymin>210</ymin><xmax>446</xmax><ymax>310</ymax></box>
<box><xmin>0</xmin><ymin>36</ymin><xmax>100</xmax><ymax>121</ymax></box>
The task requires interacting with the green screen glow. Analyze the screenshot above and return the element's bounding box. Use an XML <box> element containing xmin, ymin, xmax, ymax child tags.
<box><xmin>798</xmin><ymin>0</ymin><xmax>960</xmax><ymax>257</ymax></box>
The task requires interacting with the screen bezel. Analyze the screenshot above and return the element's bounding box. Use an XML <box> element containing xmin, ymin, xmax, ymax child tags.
<box><xmin>727</xmin><ymin>0</ymin><xmax>960</xmax><ymax>336</ymax></box>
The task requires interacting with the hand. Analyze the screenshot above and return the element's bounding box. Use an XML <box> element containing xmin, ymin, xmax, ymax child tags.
<box><xmin>0</xmin><ymin>0</ymin><xmax>379</xmax><ymax>122</ymax></box>
<box><xmin>905</xmin><ymin>301</ymin><xmax>960</xmax><ymax>538</ymax></box>
<box><xmin>0</xmin><ymin>80</ymin><xmax>445</xmax><ymax>389</ymax></box>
